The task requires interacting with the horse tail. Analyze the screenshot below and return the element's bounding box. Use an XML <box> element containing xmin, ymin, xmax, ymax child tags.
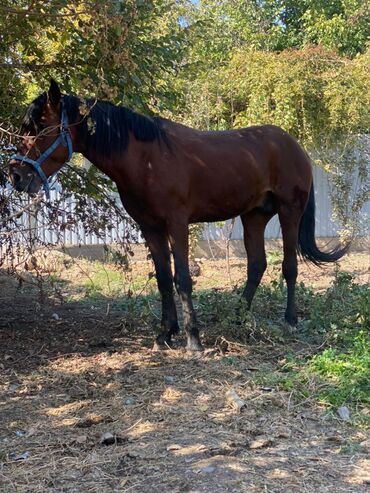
<box><xmin>298</xmin><ymin>183</ymin><xmax>350</xmax><ymax>266</ymax></box>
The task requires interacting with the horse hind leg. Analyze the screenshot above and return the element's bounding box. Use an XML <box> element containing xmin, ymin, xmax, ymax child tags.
<box><xmin>278</xmin><ymin>204</ymin><xmax>303</xmax><ymax>327</ymax></box>
<box><xmin>240</xmin><ymin>208</ymin><xmax>275</xmax><ymax>308</ymax></box>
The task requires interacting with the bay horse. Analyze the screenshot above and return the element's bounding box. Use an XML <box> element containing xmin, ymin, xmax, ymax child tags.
<box><xmin>9</xmin><ymin>80</ymin><xmax>347</xmax><ymax>351</ymax></box>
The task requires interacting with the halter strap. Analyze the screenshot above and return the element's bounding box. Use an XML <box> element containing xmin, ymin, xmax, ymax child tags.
<box><xmin>11</xmin><ymin>100</ymin><xmax>73</xmax><ymax>199</ymax></box>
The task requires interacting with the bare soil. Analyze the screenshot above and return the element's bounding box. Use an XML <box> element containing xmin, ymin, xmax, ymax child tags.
<box><xmin>0</xmin><ymin>252</ymin><xmax>369</xmax><ymax>492</ymax></box>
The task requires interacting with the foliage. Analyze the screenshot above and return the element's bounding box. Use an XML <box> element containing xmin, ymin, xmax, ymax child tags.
<box><xmin>171</xmin><ymin>46</ymin><xmax>370</xmax><ymax>238</ymax></box>
<box><xmin>0</xmin><ymin>165</ymin><xmax>140</xmax><ymax>278</ymax></box>
<box><xmin>189</xmin><ymin>223</ymin><xmax>205</xmax><ymax>258</ymax></box>
<box><xmin>309</xmin><ymin>330</ymin><xmax>369</xmax><ymax>407</ymax></box>
<box><xmin>176</xmin><ymin>47</ymin><xmax>369</xmax><ymax>144</ymax></box>
<box><xmin>299</xmin><ymin>0</ymin><xmax>370</xmax><ymax>57</ymax></box>
<box><xmin>191</xmin><ymin>266</ymin><xmax>370</xmax><ymax>415</ymax></box>
<box><xmin>322</xmin><ymin>141</ymin><xmax>369</xmax><ymax>241</ymax></box>
<box><xmin>304</xmin><ymin>271</ymin><xmax>369</xmax><ymax>344</ymax></box>
<box><xmin>0</xmin><ymin>1</ymin><xmax>369</xmax><ymax>266</ymax></box>
<box><xmin>0</xmin><ymin>1</ymin><xmax>190</xmax><ymax>112</ymax></box>
<box><xmin>180</xmin><ymin>0</ymin><xmax>369</xmax><ymax>69</ymax></box>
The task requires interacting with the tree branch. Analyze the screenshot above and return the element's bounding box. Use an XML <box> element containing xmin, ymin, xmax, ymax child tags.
<box><xmin>0</xmin><ymin>5</ymin><xmax>88</xmax><ymax>18</ymax></box>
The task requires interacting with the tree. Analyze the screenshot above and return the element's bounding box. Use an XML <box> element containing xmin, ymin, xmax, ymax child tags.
<box><xmin>0</xmin><ymin>1</ymin><xmax>193</xmax><ymax>123</ymax></box>
<box><xmin>181</xmin><ymin>1</ymin><xmax>369</xmax><ymax>64</ymax></box>
<box><xmin>0</xmin><ymin>1</ymin><xmax>193</xmax><ymax>272</ymax></box>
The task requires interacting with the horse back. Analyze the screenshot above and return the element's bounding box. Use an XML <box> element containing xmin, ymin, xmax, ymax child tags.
<box><xmin>151</xmin><ymin>123</ymin><xmax>312</xmax><ymax>221</ymax></box>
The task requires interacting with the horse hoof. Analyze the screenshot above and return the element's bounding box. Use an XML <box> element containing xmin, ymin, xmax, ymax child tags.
<box><xmin>186</xmin><ymin>340</ymin><xmax>204</xmax><ymax>352</ymax></box>
<box><xmin>284</xmin><ymin>313</ymin><xmax>298</xmax><ymax>327</ymax></box>
<box><xmin>153</xmin><ymin>336</ymin><xmax>173</xmax><ymax>351</ymax></box>
<box><xmin>283</xmin><ymin>321</ymin><xmax>297</xmax><ymax>335</ymax></box>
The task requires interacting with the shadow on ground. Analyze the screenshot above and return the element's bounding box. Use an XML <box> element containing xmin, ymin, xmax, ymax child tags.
<box><xmin>0</xmin><ymin>267</ymin><xmax>369</xmax><ymax>492</ymax></box>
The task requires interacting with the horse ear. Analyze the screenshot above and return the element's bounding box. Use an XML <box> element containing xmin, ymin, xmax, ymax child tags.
<box><xmin>47</xmin><ymin>79</ymin><xmax>61</xmax><ymax>108</ymax></box>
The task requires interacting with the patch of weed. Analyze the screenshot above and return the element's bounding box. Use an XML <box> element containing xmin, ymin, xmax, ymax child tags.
<box><xmin>198</xmin><ymin>271</ymin><xmax>369</xmax><ymax>421</ymax></box>
<box><xmin>306</xmin><ymin>272</ymin><xmax>369</xmax><ymax>344</ymax></box>
<box><xmin>195</xmin><ymin>288</ymin><xmax>282</xmax><ymax>344</ymax></box>
<box><xmin>309</xmin><ymin>330</ymin><xmax>369</xmax><ymax>407</ymax></box>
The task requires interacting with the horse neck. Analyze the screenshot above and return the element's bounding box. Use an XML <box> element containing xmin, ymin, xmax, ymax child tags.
<box><xmin>76</xmin><ymin>129</ymin><xmax>150</xmax><ymax>186</ymax></box>
<box><xmin>70</xmin><ymin>119</ymin><xmax>119</xmax><ymax>178</ymax></box>
<box><xmin>67</xmin><ymin>99</ymin><xmax>162</xmax><ymax>182</ymax></box>
<box><xmin>80</xmin><ymin>145</ymin><xmax>116</xmax><ymax>178</ymax></box>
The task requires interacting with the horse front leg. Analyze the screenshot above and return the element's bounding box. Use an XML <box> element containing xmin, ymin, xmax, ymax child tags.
<box><xmin>168</xmin><ymin>220</ymin><xmax>203</xmax><ymax>352</ymax></box>
<box><xmin>140</xmin><ymin>226</ymin><xmax>179</xmax><ymax>349</ymax></box>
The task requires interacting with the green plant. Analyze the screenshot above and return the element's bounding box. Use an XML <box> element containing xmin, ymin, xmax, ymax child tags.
<box><xmin>306</xmin><ymin>271</ymin><xmax>369</xmax><ymax>342</ymax></box>
<box><xmin>196</xmin><ymin>270</ymin><xmax>369</xmax><ymax>418</ymax></box>
<box><xmin>309</xmin><ymin>330</ymin><xmax>369</xmax><ymax>407</ymax></box>
<box><xmin>189</xmin><ymin>223</ymin><xmax>205</xmax><ymax>259</ymax></box>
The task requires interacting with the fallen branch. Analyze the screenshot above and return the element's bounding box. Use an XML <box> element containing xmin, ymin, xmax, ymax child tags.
<box><xmin>0</xmin><ymin>194</ymin><xmax>43</xmax><ymax>228</ymax></box>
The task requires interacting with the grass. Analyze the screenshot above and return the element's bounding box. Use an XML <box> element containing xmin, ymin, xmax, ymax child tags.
<box><xmin>309</xmin><ymin>331</ymin><xmax>369</xmax><ymax>407</ymax></box>
<box><xmin>303</xmin><ymin>272</ymin><xmax>369</xmax><ymax>414</ymax></box>
<box><xmin>37</xmin><ymin>254</ymin><xmax>370</xmax><ymax>425</ymax></box>
<box><xmin>252</xmin><ymin>273</ymin><xmax>369</xmax><ymax>424</ymax></box>
<box><xmin>196</xmin><ymin>271</ymin><xmax>369</xmax><ymax>423</ymax></box>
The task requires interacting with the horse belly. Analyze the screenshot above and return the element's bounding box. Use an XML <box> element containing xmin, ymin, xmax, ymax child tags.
<box><xmin>189</xmin><ymin>183</ymin><xmax>261</xmax><ymax>223</ymax></box>
<box><xmin>185</xmin><ymin>142</ymin><xmax>270</xmax><ymax>223</ymax></box>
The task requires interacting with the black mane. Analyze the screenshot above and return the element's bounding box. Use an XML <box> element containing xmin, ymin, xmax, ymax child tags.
<box><xmin>63</xmin><ymin>95</ymin><xmax>167</xmax><ymax>157</ymax></box>
<box><xmin>22</xmin><ymin>93</ymin><xmax>168</xmax><ymax>156</ymax></box>
<box><xmin>21</xmin><ymin>93</ymin><xmax>47</xmax><ymax>134</ymax></box>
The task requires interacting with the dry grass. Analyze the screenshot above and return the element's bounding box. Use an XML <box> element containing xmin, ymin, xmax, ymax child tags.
<box><xmin>0</xmin><ymin>252</ymin><xmax>369</xmax><ymax>492</ymax></box>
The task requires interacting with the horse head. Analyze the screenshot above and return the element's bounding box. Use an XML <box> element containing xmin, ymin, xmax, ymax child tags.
<box><xmin>9</xmin><ymin>80</ymin><xmax>73</xmax><ymax>198</ymax></box>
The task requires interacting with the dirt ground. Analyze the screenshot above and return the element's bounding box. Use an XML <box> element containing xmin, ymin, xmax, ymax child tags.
<box><xmin>0</xmin><ymin>251</ymin><xmax>369</xmax><ymax>492</ymax></box>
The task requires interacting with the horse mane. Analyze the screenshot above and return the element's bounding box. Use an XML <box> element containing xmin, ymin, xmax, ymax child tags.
<box><xmin>21</xmin><ymin>93</ymin><xmax>47</xmax><ymax>134</ymax></box>
<box><xmin>22</xmin><ymin>93</ymin><xmax>167</xmax><ymax>156</ymax></box>
<box><xmin>63</xmin><ymin>95</ymin><xmax>167</xmax><ymax>157</ymax></box>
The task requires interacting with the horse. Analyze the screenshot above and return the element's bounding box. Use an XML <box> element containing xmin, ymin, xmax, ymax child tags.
<box><xmin>9</xmin><ymin>80</ymin><xmax>348</xmax><ymax>351</ymax></box>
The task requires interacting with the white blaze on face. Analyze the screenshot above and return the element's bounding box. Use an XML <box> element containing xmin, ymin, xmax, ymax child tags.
<box><xmin>147</xmin><ymin>161</ymin><xmax>153</xmax><ymax>170</ymax></box>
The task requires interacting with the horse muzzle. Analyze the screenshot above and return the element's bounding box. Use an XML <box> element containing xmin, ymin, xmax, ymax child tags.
<box><xmin>9</xmin><ymin>161</ymin><xmax>43</xmax><ymax>194</ymax></box>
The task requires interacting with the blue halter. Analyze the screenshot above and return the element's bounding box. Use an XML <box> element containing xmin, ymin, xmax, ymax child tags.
<box><xmin>11</xmin><ymin>102</ymin><xmax>73</xmax><ymax>199</ymax></box>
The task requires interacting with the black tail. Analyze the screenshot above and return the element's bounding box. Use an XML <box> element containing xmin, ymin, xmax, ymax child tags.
<box><xmin>298</xmin><ymin>183</ymin><xmax>350</xmax><ymax>266</ymax></box>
